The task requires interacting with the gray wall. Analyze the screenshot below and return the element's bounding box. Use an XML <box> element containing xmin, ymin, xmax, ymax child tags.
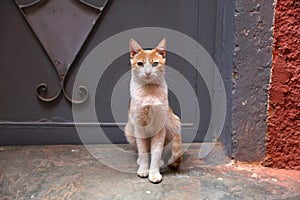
<box><xmin>232</xmin><ymin>0</ymin><xmax>274</xmax><ymax>161</ymax></box>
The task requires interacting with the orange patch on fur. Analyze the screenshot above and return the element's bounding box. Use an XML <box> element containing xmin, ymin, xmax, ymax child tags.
<box><xmin>136</xmin><ymin>105</ymin><xmax>152</xmax><ymax>127</ymax></box>
<box><xmin>142</xmin><ymin>83</ymin><xmax>160</xmax><ymax>95</ymax></box>
<box><xmin>130</xmin><ymin>50</ymin><xmax>165</xmax><ymax>68</ymax></box>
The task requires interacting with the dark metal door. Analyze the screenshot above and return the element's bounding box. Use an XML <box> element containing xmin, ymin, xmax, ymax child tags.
<box><xmin>0</xmin><ymin>0</ymin><xmax>232</xmax><ymax>145</ymax></box>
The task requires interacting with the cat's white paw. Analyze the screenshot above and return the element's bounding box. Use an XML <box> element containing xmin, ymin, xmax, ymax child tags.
<box><xmin>148</xmin><ymin>172</ymin><xmax>162</xmax><ymax>183</ymax></box>
<box><xmin>137</xmin><ymin>168</ymin><xmax>149</xmax><ymax>178</ymax></box>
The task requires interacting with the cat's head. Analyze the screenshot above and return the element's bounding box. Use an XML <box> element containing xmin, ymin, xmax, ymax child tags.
<box><xmin>129</xmin><ymin>38</ymin><xmax>166</xmax><ymax>84</ymax></box>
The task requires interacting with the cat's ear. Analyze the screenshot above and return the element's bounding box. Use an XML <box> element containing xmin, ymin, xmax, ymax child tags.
<box><xmin>129</xmin><ymin>39</ymin><xmax>142</xmax><ymax>58</ymax></box>
<box><xmin>155</xmin><ymin>37</ymin><xmax>166</xmax><ymax>58</ymax></box>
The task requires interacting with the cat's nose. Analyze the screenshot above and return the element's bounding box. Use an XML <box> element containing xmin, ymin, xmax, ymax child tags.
<box><xmin>145</xmin><ymin>71</ymin><xmax>151</xmax><ymax>76</ymax></box>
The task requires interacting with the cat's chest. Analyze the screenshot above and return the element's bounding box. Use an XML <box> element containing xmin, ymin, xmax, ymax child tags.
<box><xmin>130</xmin><ymin>98</ymin><xmax>168</xmax><ymax>136</ymax></box>
<box><xmin>130</xmin><ymin>83</ymin><xmax>168</xmax><ymax>107</ymax></box>
<box><xmin>131</xmin><ymin>94</ymin><xmax>167</xmax><ymax>108</ymax></box>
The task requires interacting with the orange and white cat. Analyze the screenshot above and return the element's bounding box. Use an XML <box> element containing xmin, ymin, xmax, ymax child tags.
<box><xmin>125</xmin><ymin>38</ymin><xmax>182</xmax><ymax>183</ymax></box>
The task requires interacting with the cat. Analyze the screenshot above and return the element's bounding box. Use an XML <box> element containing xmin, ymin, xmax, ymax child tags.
<box><xmin>125</xmin><ymin>38</ymin><xmax>182</xmax><ymax>183</ymax></box>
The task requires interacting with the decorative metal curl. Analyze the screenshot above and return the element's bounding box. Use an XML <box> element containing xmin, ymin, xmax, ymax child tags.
<box><xmin>36</xmin><ymin>83</ymin><xmax>62</xmax><ymax>102</ymax></box>
<box><xmin>36</xmin><ymin>76</ymin><xmax>88</xmax><ymax>104</ymax></box>
<box><xmin>63</xmin><ymin>85</ymin><xmax>89</xmax><ymax>104</ymax></box>
<box><xmin>14</xmin><ymin>0</ymin><xmax>110</xmax><ymax>104</ymax></box>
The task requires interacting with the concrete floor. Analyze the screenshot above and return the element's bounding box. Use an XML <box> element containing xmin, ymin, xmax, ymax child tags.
<box><xmin>0</xmin><ymin>144</ymin><xmax>299</xmax><ymax>200</ymax></box>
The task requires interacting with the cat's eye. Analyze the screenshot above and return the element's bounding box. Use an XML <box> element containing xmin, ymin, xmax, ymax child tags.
<box><xmin>152</xmin><ymin>62</ymin><xmax>159</xmax><ymax>67</ymax></box>
<box><xmin>137</xmin><ymin>62</ymin><xmax>144</xmax><ymax>67</ymax></box>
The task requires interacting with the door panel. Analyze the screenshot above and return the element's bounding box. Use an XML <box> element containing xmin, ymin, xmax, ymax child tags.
<box><xmin>0</xmin><ymin>0</ymin><xmax>229</xmax><ymax>145</ymax></box>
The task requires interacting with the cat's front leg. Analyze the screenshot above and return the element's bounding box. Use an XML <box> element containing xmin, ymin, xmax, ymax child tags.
<box><xmin>136</xmin><ymin>136</ymin><xmax>150</xmax><ymax>178</ymax></box>
<box><xmin>149</xmin><ymin>128</ymin><xmax>166</xmax><ymax>183</ymax></box>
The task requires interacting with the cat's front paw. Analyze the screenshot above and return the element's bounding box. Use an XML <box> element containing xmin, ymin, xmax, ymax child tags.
<box><xmin>137</xmin><ymin>168</ymin><xmax>149</xmax><ymax>178</ymax></box>
<box><xmin>148</xmin><ymin>172</ymin><xmax>162</xmax><ymax>184</ymax></box>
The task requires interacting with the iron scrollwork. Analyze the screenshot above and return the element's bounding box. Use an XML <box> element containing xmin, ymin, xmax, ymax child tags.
<box><xmin>15</xmin><ymin>0</ymin><xmax>109</xmax><ymax>104</ymax></box>
<box><xmin>36</xmin><ymin>75</ymin><xmax>89</xmax><ymax>104</ymax></box>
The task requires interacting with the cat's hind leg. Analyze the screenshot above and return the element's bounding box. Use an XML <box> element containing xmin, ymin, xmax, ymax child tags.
<box><xmin>166</xmin><ymin>113</ymin><xmax>182</xmax><ymax>168</ymax></box>
<box><xmin>168</xmin><ymin>132</ymin><xmax>182</xmax><ymax>168</ymax></box>
<box><xmin>125</xmin><ymin>121</ymin><xmax>137</xmax><ymax>152</ymax></box>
